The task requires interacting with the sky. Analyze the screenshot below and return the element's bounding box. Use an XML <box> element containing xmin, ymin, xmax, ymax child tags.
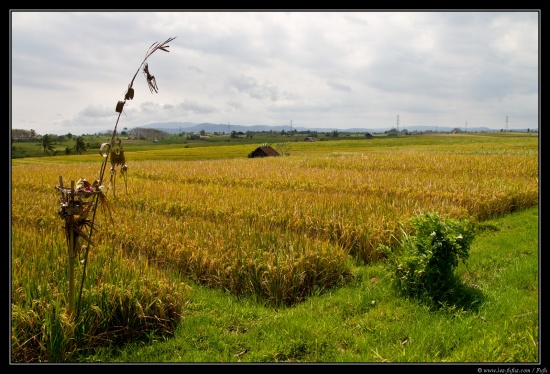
<box><xmin>10</xmin><ymin>10</ymin><xmax>540</xmax><ymax>136</ymax></box>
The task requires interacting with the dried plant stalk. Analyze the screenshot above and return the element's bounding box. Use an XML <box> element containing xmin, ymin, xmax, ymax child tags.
<box><xmin>54</xmin><ymin>36</ymin><xmax>177</xmax><ymax>320</ymax></box>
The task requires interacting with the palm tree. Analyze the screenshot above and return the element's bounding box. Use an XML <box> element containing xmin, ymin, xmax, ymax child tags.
<box><xmin>40</xmin><ymin>134</ymin><xmax>55</xmax><ymax>155</ymax></box>
<box><xmin>74</xmin><ymin>136</ymin><xmax>88</xmax><ymax>155</ymax></box>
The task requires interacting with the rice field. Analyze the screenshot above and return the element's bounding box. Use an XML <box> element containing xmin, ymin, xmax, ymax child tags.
<box><xmin>10</xmin><ymin>133</ymin><xmax>539</xmax><ymax>362</ymax></box>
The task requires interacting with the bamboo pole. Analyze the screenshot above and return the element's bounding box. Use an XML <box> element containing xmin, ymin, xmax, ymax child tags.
<box><xmin>68</xmin><ymin>180</ymin><xmax>76</xmax><ymax>317</ymax></box>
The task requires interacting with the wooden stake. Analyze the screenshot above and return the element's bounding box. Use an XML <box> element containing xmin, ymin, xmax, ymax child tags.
<box><xmin>68</xmin><ymin>180</ymin><xmax>75</xmax><ymax>318</ymax></box>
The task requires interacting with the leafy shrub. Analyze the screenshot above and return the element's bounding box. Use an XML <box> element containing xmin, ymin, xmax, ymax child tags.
<box><xmin>380</xmin><ymin>212</ymin><xmax>475</xmax><ymax>302</ymax></box>
<box><xmin>86</xmin><ymin>141</ymin><xmax>102</xmax><ymax>149</ymax></box>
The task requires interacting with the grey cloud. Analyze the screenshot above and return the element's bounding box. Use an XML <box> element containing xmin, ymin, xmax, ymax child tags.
<box><xmin>326</xmin><ymin>80</ymin><xmax>352</xmax><ymax>92</ymax></box>
<box><xmin>176</xmin><ymin>99</ymin><xmax>219</xmax><ymax>114</ymax></box>
<box><xmin>78</xmin><ymin>104</ymin><xmax>114</xmax><ymax>119</ymax></box>
<box><xmin>227</xmin><ymin>74</ymin><xmax>279</xmax><ymax>101</ymax></box>
<box><xmin>226</xmin><ymin>100</ymin><xmax>243</xmax><ymax>110</ymax></box>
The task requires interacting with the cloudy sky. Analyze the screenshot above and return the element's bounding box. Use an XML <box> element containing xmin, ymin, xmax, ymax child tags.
<box><xmin>10</xmin><ymin>10</ymin><xmax>539</xmax><ymax>135</ymax></box>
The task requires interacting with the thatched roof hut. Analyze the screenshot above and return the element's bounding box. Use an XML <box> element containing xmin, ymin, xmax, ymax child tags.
<box><xmin>249</xmin><ymin>146</ymin><xmax>280</xmax><ymax>158</ymax></box>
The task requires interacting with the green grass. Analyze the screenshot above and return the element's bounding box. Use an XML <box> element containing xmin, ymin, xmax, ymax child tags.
<box><xmin>80</xmin><ymin>205</ymin><xmax>539</xmax><ymax>363</ymax></box>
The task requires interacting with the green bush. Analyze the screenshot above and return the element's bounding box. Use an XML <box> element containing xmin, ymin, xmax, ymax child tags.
<box><xmin>86</xmin><ymin>141</ymin><xmax>102</xmax><ymax>149</ymax></box>
<box><xmin>381</xmin><ymin>212</ymin><xmax>475</xmax><ymax>303</ymax></box>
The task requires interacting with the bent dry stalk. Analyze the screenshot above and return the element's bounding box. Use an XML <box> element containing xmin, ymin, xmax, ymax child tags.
<box><xmin>53</xmin><ymin>36</ymin><xmax>177</xmax><ymax>319</ymax></box>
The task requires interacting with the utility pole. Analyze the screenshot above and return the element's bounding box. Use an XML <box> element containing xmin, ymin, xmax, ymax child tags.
<box><xmin>290</xmin><ymin>120</ymin><xmax>293</xmax><ymax>134</ymax></box>
<box><xmin>506</xmin><ymin>116</ymin><xmax>508</xmax><ymax>132</ymax></box>
<box><xmin>396</xmin><ymin>115</ymin><xmax>399</xmax><ymax>133</ymax></box>
<box><xmin>465</xmin><ymin>121</ymin><xmax>467</xmax><ymax>133</ymax></box>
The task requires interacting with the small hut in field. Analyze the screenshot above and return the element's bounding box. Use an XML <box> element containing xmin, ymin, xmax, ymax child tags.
<box><xmin>249</xmin><ymin>146</ymin><xmax>280</xmax><ymax>158</ymax></box>
<box><xmin>365</xmin><ymin>132</ymin><xmax>374</xmax><ymax>139</ymax></box>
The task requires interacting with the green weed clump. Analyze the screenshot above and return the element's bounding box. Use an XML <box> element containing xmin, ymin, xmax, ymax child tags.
<box><xmin>381</xmin><ymin>212</ymin><xmax>476</xmax><ymax>307</ymax></box>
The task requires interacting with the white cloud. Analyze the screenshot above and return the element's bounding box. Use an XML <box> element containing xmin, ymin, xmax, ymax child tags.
<box><xmin>10</xmin><ymin>10</ymin><xmax>539</xmax><ymax>135</ymax></box>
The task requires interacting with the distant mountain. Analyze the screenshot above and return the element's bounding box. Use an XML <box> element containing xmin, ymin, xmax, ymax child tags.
<box><xmin>406</xmin><ymin>125</ymin><xmax>497</xmax><ymax>133</ymax></box>
<box><xmin>140</xmin><ymin>122</ymin><xmax>197</xmax><ymax>132</ymax></box>
<box><xmin>141</xmin><ymin>122</ymin><xmax>315</xmax><ymax>134</ymax></box>
<box><xmin>138</xmin><ymin>122</ymin><xmax>499</xmax><ymax>134</ymax></box>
